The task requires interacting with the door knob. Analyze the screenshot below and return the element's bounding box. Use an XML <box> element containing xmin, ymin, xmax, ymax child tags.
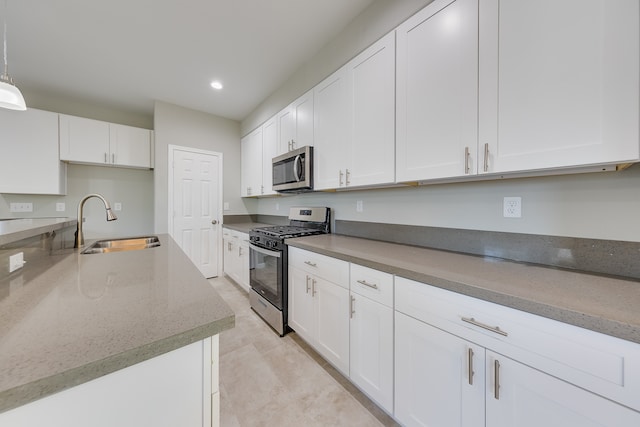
<box><xmin>211</xmin><ymin>220</ymin><xmax>218</xmax><ymax>225</ymax></box>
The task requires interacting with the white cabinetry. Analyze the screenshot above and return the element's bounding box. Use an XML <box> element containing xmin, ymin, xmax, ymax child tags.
<box><xmin>0</xmin><ymin>337</ymin><xmax>219</xmax><ymax>427</ymax></box>
<box><xmin>315</xmin><ymin>33</ymin><xmax>395</xmax><ymax>190</ymax></box>
<box><xmin>240</xmin><ymin>127</ymin><xmax>263</xmax><ymax>197</ymax></box>
<box><xmin>349</xmin><ymin>264</ymin><xmax>394</xmax><ymax>414</ymax></box>
<box><xmin>288</xmin><ymin>247</ymin><xmax>350</xmax><ymax>375</ymax></box>
<box><xmin>261</xmin><ymin>117</ymin><xmax>278</xmax><ymax>196</ymax></box>
<box><xmin>396</xmin><ymin>0</ymin><xmax>479</xmax><ymax>182</ymax></box>
<box><xmin>59</xmin><ymin>114</ymin><xmax>152</xmax><ymax>169</ymax></box>
<box><xmin>0</xmin><ymin>108</ymin><xmax>66</xmax><ymax>195</ymax></box>
<box><xmin>222</xmin><ymin>228</ymin><xmax>249</xmax><ymax>291</ymax></box>
<box><xmin>479</xmin><ymin>0</ymin><xmax>639</xmax><ymax>174</ymax></box>
<box><xmin>277</xmin><ymin>90</ymin><xmax>314</xmax><ymax>155</ymax></box>
<box><xmin>395</xmin><ymin>277</ymin><xmax>640</xmax><ymax>426</ymax></box>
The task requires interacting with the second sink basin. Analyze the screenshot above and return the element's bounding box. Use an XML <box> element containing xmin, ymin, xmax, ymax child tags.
<box><xmin>82</xmin><ymin>236</ymin><xmax>161</xmax><ymax>254</ymax></box>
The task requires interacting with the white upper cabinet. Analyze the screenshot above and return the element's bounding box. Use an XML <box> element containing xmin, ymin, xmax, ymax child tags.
<box><xmin>240</xmin><ymin>126</ymin><xmax>263</xmax><ymax>197</ymax></box>
<box><xmin>478</xmin><ymin>0</ymin><xmax>640</xmax><ymax>174</ymax></box>
<box><xmin>277</xmin><ymin>90</ymin><xmax>314</xmax><ymax>155</ymax></box>
<box><xmin>315</xmin><ymin>32</ymin><xmax>395</xmax><ymax>190</ymax></box>
<box><xmin>314</xmin><ymin>67</ymin><xmax>350</xmax><ymax>190</ymax></box>
<box><xmin>59</xmin><ymin>114</ymin><xmax>152</xmax><ymax>169</ymax></box>
<box><xmin>396</xmin><ymin>0</ymin><xmax>479</xmax><ymax>182</ymax></box>
<box><xmin>261</xmin><ymin>117</ymin><xmax>278</xmax><ymax>196</ymax></box>
<box><xmin>347</xmin><ymin>32</ymin><xmax>395</xmax><ymax>188</ymax></box>
<box><xmin>0</xmin><ymin>108</ymin><xmax>67</xmax><ymax>195</ymax></box>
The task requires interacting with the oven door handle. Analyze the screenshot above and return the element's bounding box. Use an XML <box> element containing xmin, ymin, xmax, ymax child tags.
<box><xmin>249</xmin><ymin>243</ymin><xmax>281</xmax><ymax>258</ymax></box>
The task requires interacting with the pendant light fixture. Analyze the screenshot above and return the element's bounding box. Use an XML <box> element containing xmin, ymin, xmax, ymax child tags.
<box><xmin>0</xmin><ymin>0</ymin><xmax>25</xmax><ymax>111</ymax></box>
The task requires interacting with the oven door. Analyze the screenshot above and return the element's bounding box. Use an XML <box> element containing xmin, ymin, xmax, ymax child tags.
<box><xmin>249</xmin><ymin>243</ymin><xmax>283</xmax><ymax>309</ymax></box>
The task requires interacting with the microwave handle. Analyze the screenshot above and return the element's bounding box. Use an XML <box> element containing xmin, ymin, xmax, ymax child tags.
<box><xmin>293</xmin><ymin>154</ymin><xmax>303</xmax><ymax>182</ymax></box>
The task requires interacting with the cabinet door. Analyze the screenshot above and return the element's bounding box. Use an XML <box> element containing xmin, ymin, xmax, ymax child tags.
<box><xmin>277</xmin><ymin>106</ymin><xmax>294</xmax><ymax>155</ymax></box>
<box><xmin>0</xmin><ymin>108</ymin><xmax>66</xmax><ymax>195</ymax></box>
<box><xmin>396</xmin><ymin>0</ymin><xmax>478</xmax><ymax>182</ymax></box>
<box><xmin>261</xmin><ymin>117</ymin><xmax>278</xmax><ymax>195</ymax></box>
<box><xmin>288</xmin><ymin>266</ymin><xmax>315</xmax><ymax>342</ymax></box>
<box><xmin>348</xmin><ymin>31</ymin><xmax>395</xmax><ymax>188</ymax></box>
<box><xmin>315</xmin><ymin>277</ymin><xmax>350</xmax><ymax>375</ymax></box>
<box><xmin>486</xmin><ymin>351</ymin><xmax>640</xmax><ymax>427</ymax></box>
<box><xmin>479</xmin><ymin>0</ymin><xmax>640</xmax><ymax>174</ymax></box>
<box><xmin>395</xmin><ymin>312</ymin><xmax>484</xmax><ymax>427</ymax></box>
<box><xmin>314</xmin><ymin>67</ymin><xmax>350</xmax><ymax>190</ymax></box>
<box><xmin>240</xmin><ymin>127</ymin><xmax>262</xmax><ymax>197</ymax></box>
<box><xmin>59</xmin><ymin>114</ymin><xmax>110</xmax><ymax>164</ymax></box>
<box><xmin>109</xmin><ymin>124</ymin><xmax>152</xmax><ymax>168</ymax></box>
<box><xmin>239</xmin><ymin>241</ymin><xmax>250</xmax><ymax>291</ymax></box>
<box><xmin>291</xmin><ymin>90</ymin><xmax>314</xmax><ymax>150</ymax></box>
<box><xmin>349</xmin><ymin>293</ymin><xmax>393</xmax><ymax>413</ymax></box>
<box><xmin>223</xmin><ymin>238</ymin><xmax>234</xmax><ymax>278</ymax></box>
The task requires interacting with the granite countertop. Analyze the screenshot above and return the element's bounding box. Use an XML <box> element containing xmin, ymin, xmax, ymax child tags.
<box><xmin>287</xmin><ymin>234</ymin><xmax>640</xmax><ymax>344</ymax></box>
<box><xmin>0</xmin><ymin>218</ymin><xmax>77</xmax><ymax>246</ymax></box>
<box><xmin>0</xmin><ymin>234</ymin><xmax>235</xmax><ymax>413</ymax></box>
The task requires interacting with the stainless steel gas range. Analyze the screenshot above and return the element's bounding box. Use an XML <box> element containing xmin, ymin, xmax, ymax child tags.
<box><xmin>248</xmin><ymin>207</ymin><xmax>330</xmax><ymax>336</ymax></box>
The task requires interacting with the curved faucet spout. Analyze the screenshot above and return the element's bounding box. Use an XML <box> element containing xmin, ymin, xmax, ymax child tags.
<box><xmin>75</xmin><ymin>193</ymin><xmax>118</xmax><ymax>248</ymax></box>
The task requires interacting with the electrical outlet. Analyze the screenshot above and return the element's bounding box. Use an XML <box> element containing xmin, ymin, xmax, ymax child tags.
<box><xmin>223</xmin><ymin>202</ymin><xmax>230</xmax><ymax>211</ymax></box>
<box><xmin>503</xmin><ymin>197</ymin><xmax>522</xmax><ymax>218</ymax></box>
<box><xmin>9</xmin><ymin>203</ymin><xmax>33</xmax><ymax>212</ymax></box>
<box><xmin>56</xmin><ymin>202</ymin><xmax>66</xmax><ymax>212</ymax></box>
<box><xmin>9</xmin><ymin>252</ymin><xmax>25</xmax><ymax>273</ymax></box>
<box><xmin>356</xmin><ymin>200</ymin><xmax>363</xmax><ymax>213</ymax></box>
<box><xmin>275</xmin><ymin>202</ymin><xmax>279</xmax><ymax>211</ymax></box>
<box><xmin>114</xmin><ymin>202</ymin><xmax>122</xmax><ymax>211</ymax></box>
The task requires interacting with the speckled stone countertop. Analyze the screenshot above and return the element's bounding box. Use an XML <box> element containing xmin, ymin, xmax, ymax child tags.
<box><xmin>223</xmin><ymin>222</ymin><xmax>273</xmax><ymax>234</ymax></box>
<box><xmin>0</xmin><ymin>218</ymin><xmax>77</xmax><ymax>246</ymax></box>
<box><xmin>0</xmin><ymin>234</ymin><xmax>235</xmax><ymax>413</ymax></box>
<box><xmin>287</xmin><ymin>234</ymin><xmax>640</xmax><ymax>344</ymax></box>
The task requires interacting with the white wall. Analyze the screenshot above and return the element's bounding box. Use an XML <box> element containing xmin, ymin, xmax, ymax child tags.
<box><xmin>0</xmin><ymin>164</ymin><xmax>154</xmax><ymax>240</ymax></box>
<box><xmin>256</xmin><ymin>165</ymin><xmax>640</xmax><ymax>242</ymax></box>
<box><xmin>153</xmin><ymin>101</ymin><xmax>255</xmax><ymax>234</ymax></box>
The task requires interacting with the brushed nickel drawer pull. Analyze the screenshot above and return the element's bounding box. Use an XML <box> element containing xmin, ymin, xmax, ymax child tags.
<box><xmin>468</xmin><ymin>348</ymin><xmax>474</xmax><ymax>385</ymax></box>
<box><xmin>356</xmin><ymin>279</ymin><xmax>378</xmax><ymax>290</ymax></box>
<box><xmin>461</xmin><ymin>317</ymin><xmax>508</xmax><ymax>336</ymax></box>
<box><xmin>304</xmin><ymin>261</ymin><xmax>317</xmax><ymax>267</ymax></box>
<box><xmin>494</xmin><ymin>359</ymin><xmax>501</xmax><ymax>400</ymax></box>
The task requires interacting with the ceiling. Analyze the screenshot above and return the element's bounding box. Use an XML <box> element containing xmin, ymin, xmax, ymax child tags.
<box><xmin>1</xmin><ymin>0</ymin><xmax>376</xmax><ymax>121</ymax></box>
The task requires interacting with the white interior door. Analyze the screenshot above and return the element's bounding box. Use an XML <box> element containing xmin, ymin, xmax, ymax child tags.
<box><xmin>169</xmin><ymin>145</ymin><xmax>222</xmax><ymax>278</ymax></box>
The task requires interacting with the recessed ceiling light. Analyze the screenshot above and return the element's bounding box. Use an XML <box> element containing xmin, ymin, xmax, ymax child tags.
<box><xmin>210</xmin><ymin>81</ymin><xmax>223</xmax><ymax>90</ymax></box>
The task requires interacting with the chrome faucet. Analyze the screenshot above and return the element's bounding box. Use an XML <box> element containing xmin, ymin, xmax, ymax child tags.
<box><xmin>74</xmin><ymin>193</ymin><xmax>118</xmax><ymax>248</ymax></box>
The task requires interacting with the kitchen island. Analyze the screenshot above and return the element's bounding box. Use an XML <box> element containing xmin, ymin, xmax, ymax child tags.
<box><xmin>0</xmin><ymin>229</ymin><xmax>234</xmax><ymax>426</ymax></box>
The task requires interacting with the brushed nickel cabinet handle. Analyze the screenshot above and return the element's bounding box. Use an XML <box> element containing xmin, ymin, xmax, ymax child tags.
<box><xmin>350</xmin><ymin>295</ymin><xmax>355</xmax><ymax>318</ymax></box>
<box><xmin>104</xmin><ymin>152</ymin><xmax>108</xmax><ymax>163</ymax></box>
<box><xmin>339</xmin><ymin>170</ymin><xmax>344</xmax><ymax>186</ymax></box>
<box><xmin>346</xmin><ymin>169</ymin><xmax>351</xmax><ymax>186</ymax></box>
<box><xmin>483</xmin><ymin>143</ymin><xmax>489</xmax><ymax>172</ymax></box>
<box><xmin>112</xmin><ymin>153</ymin><xmax>115</xmax><ymax>164</ymax></box>
<box><xmin>494</xmin><ymin>359</ymin><xmax>501</xmax><ymax>400</ymax></box>
<box><xmin>464</xmin><ymin>146</ymin><xmax>470</xmax><ymax>174</ymax></box>
<box><xmin>356</xmin><ymin>279</ymin><xmax>378</xmax><ymax>290</ymax></box>
<box><xmin>305</xmin><ymin>275</ymin><xmax>311</xmax><ymax>293</ymax></box>
<box><xmin>311</xmin><ymin>278</ymin><xmax>317</xmax><ymax>296</ymax></box>
<box><xmin>461</xmin><ymin>317</ymin><xmax>508</xmax><ymax>336</ymax></box>
<box><xmin>468</xmin><ymin>348</ymin><xmax>474</xmax><ymax>385</ymax></box>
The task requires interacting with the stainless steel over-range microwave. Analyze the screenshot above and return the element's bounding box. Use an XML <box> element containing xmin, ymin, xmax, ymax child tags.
<box><xmin>272</xmin><ymin>146</ymin><xmax>313</xmax><ymax>193</ymax></box>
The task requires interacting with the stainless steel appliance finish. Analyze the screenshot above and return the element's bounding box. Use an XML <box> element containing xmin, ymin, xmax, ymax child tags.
<box><xmin>272</xmin><ymin>146</ymin><xmax>313</xmax><ymax>192</ymax></box>
<box><xmin>249</xmin><ymin>207</ymin><xmax>330</xmax><ymax>335</ymax></box>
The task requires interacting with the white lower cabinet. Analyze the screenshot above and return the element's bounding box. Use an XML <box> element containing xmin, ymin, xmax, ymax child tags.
<box><xmin>349</xmin><ymin>264</ymin><xmax>394</xmax><ymax>414</ymax></box>
<box><xmin>288</xmin><ymin>247</ymin><xmax>350</xmax><ymax>375</ymax></box>
<box><xmin>0</xmin><ymin>337</ymin><xmax>218</xmax><ymax>427</ymax></box>
<box><xmin>395</xmin><ymin>276</ymin><xmax>640</xmax><ymax>426</ymax></box>
<box><xmin>395</xmin><ymin>311</ymin><xmax>484</xmax><ymax>427</ymax></box>
<box><xmin>222</xmin><ymin>229</ymin><xmax>249</xmax><ymax>291</ymax></box>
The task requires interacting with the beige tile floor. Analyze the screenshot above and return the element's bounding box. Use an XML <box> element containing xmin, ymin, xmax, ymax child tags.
<box><xmin>209</xmin><ymin>276</ymin><xmax>399</xmax><ymax>427</ymax></box>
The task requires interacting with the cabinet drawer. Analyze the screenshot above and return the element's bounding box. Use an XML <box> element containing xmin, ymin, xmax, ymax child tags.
<box><xmin>288</xmin><ymin>247</ymin><xmax>349</xmax><ymax>288</ymax></box>
<box><xmin>395</xmin><ymin>276</ymin><xmax>640</xmax><ymax>411</ymax></box>
<box><xmin>350</xmin><ymin>264</ymin><xmax>393</xmax><ymax>307</ymax></box>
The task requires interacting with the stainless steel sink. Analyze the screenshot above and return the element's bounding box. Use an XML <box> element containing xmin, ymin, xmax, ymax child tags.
<box><xmin>81</xmin><ymin>236</ymin><xmax>161</xmax><ymax>254</ymax></box>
